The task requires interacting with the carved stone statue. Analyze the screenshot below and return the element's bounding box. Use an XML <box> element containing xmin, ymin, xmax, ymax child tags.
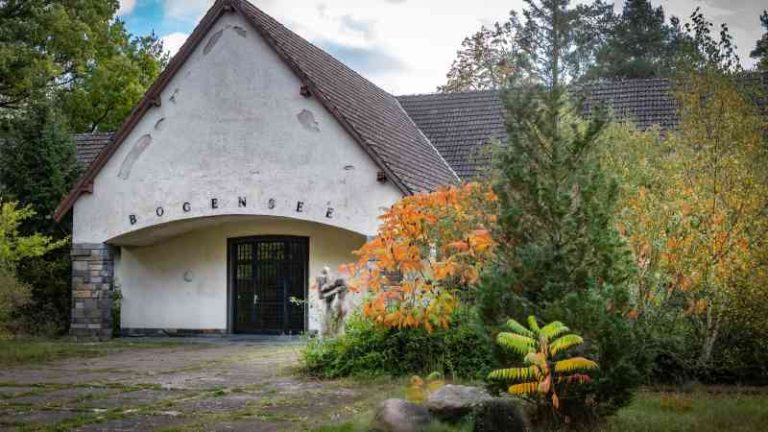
<box><xmin>316</xmin><ymin>266</ymin><xmax>349</xmax><ymax>337</ymax></box>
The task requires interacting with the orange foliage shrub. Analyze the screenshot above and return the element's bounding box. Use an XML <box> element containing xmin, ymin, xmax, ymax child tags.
<box><xmin>345</xmin><ymin>183</ymin><xmax>497</xmax><ymax>332</ymax></box>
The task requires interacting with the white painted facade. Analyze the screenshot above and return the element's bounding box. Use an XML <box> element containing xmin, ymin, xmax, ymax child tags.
<box><xmin>71</xmin><ymin>12</ymin><xmax>402</xmax><ymax>333</ymax></box>
<box><xmin>115</xmin><ymin>217</ymin><xmax>365</xmax><ymax>332</ymax></box>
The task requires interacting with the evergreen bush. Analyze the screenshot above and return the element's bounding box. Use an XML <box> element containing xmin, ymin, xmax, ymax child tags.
<box><xmin>301</xmin><ymin>308</ymin><xmax>495</xmax><ymax>380</ymax></box>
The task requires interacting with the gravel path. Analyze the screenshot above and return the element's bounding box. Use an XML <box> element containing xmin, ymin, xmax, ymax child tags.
<box><xmin>0</xmin><ymin>340</ymin><xmax>396</xmax><ymax>431</ymax></box>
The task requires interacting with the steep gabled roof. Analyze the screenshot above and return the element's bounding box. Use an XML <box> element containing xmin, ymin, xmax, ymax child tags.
<box><xmin>54</xmin><ymin>0</ymin><xmax>458</xmax><ymax>221</ymax></box>
<box><xmin>398</xmin><ymin>91</ymin><xmax>507</xmax><ymax>179</ymax></box>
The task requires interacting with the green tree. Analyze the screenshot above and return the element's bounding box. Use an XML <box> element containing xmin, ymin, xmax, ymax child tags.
<box><xmin>0</xmin><ymin>1</ymin><xmax>166</xmax><ymax>333</ymax></box>
<box><xmin>0</xmin><ymin>0</ymin><xmax>167</xmax><ymax>131</ymax></box>
<box><xmin>598</xmin><ymin>11</ymin><xmax>766</xmax><ymax>383</ymax></box>
<box><xmin>440</xmin><ymin>0</ymin><xmax>612</xmax><ymax>91</ymax></box>
<box><xmin>58</xmin><ymin>23</ymin><xmax>167</xmax><ymax>132</ymax></box>
<box><xmin>750</xmin><ymin>10</ymin><xmax>768</xmax><ymax>71</ymax></box>
<box><xmin>680</xmin><ymin>8</ymin><xmax>741</xmax><ymax>73</ymax></box>
<box><xmin>478</xmin><ymin>0</ymin><xmax>642</xmax><ymax>423</ymax></box>
<box><xmin>0</xmin><ymin>100</ymin><xmax>81</xmax><ymax>334</ymax></box>
<box><xmin>439</xmin><ymin>12</ymin><xmax>528</xmax><ymax>92</ymax></box>
<box><xmin>0</xmin><ymin>0</ymin><xmax>118</xmax><ymax>109</ymax></box>
<box><xmin>0</xmin><ymin>101</ymin><xmax>80</xmax><ymax>237</ymax></box>
<box><xmin>587</xmin><ymin>0</ymin><xmax>676</xmax><ymax>79</ymax></box>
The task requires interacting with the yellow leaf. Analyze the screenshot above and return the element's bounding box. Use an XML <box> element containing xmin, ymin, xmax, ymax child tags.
<box><xmin>508</xmin><ymin>382</ymin><xmax>538</xmax><ymax>395</ymax></box>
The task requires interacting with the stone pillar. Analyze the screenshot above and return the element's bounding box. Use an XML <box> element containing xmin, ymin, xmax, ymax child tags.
<box><xmin>70</xmin><ymin>244</ymin><xmax>115</xmax><ymax>338</ymax></box>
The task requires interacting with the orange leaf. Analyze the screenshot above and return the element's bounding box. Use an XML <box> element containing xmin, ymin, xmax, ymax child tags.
<box><xmin>447</xmin><ymin>241</ymin><xmax>470</xmax><ymax>252</ymax></box>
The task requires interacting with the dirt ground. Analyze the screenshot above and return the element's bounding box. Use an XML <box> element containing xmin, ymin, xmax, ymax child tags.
<box><xmin>0</xmin><ymin>340</ymin><xmax>398</xmax><ymax>431</ymax></box>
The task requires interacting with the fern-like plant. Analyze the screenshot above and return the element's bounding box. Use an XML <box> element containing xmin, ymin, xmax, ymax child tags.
<box><xmin>488</xmin><ymin>316</ymin><xmax>598</xmax><ymax>409</ymax></box>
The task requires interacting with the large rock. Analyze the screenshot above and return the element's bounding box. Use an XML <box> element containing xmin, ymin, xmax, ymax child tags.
<box><xmin>472</xmin><ymin>398</ymin><xmax>529</xmax><ymax>432</ymax></box>
<box><xmin>371</xmin><ymin>398</ymin><xmax>432</xmax><ymax>432</ymax></box>
<box><xmin>426</xmin><ymin>385</ymin><xmax>494</xmax><ymax>421</ymax></box>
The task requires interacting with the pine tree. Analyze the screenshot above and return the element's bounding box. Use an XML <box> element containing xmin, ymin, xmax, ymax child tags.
<box><xmin>517</xmin><ymin>0</ymin><xmax>613</xmax><ymax>85</ymax></box>
<box><xmin>749</xmin><ymin>10</ymin><xmax>768</xmax><ymax>71</ymax></box>
<box><xmin>439</xmin><ymin>0</ymin><xmax>612</xmax><ymax>92</ymax></box>
<box><xmin>0</xmin><ymin>101</ymin><xmax>80</xmax><ymax>237</ymax></box>
<box><xmin>478</xmin><ymin>0</ymin><xmax>642</xmax><ymax>423</ymax></box>
<box><xmin>587</xmin><ymin>0</ymin><xmax>674</xmax><ymax>79</ymax></box>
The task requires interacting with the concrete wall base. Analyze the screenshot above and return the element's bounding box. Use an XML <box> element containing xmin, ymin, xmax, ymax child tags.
<box><xmin>121</xmin><ymin>328</ymin><xmax>227</xmax><ymax>337</ymax></box>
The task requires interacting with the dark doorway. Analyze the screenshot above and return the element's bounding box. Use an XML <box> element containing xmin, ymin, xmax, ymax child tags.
<box><xmin>229</xmin><ymin>236</ymin><xmax>308</xmax><ymax>334</ymax></box>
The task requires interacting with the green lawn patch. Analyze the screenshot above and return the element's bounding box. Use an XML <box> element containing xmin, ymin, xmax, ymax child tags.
<box><xmin>602</xmin><ymin>389</ymin><xmax>768</xmax><ymax>432</ymax></box>
<box><xmin>0</xmin><ymin>338</ymin><xmax>182</xmax><ymax>367</ymax></box>
<box><xmin>313</xmin><ymin>388</ymin><xmax>768</xmax><ymax>432</ymax></box>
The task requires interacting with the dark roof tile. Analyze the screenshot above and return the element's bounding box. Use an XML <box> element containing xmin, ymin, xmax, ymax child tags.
<box><xmin>397</xmin><ymin>91</ymin><xmax>506</xmax><ymax>180</ymax></box>
<box><xmin>398</xmin><ymin>78</ymin><xmax>688</xmax><ymax>180</ymax></box>
<box><xmin>578</xmin><ymin>78</ymin><xmax>678</xmax><ymax>129</ymax></box>
<box><xmin>73</xmin><ymin>133</ymin><xmax>113</xmax><ymax>168</ymax></box>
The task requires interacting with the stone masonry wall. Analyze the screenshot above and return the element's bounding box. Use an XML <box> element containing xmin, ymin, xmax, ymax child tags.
<box><xmin>70</xmin><ymin>244</ymin><xmax>114</xmax><ymax>338</ymax></box>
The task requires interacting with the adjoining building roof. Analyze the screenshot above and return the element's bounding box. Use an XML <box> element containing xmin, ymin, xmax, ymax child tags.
<box><xmin>398</xmin><ymin>91</ymin><xmax>507</xmax><ymax>180</ymax></box>
<box><xmin>54</xmin><ymin>0</ymin><xmax>459</xmax><ymax>221</ymax></box>
<box><xmin>578</xmin><ymin>78</ymin><xmax>678</xmax><ymax>130</ymax></box>
<box><xmin>73</xmin><ymin>133</ymin><xmax>114</xmax><ymax>169</ymax></box>
<box><xmin>397</xmin><ymin>78</ymin><xmax>684</xmax><ymax>179</ymax></box>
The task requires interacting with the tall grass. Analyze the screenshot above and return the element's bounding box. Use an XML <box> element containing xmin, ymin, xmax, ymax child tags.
<box><xmin>602</xmin><ymin>390</ymin><xmax>768</xmax><ymax>432</ymax></box>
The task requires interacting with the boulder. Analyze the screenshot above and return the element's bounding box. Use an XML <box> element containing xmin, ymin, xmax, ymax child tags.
<box><xmin>371</xmin><ymin>398</ymin><xmax>432</xmax><ymax>432</ymax></box>
<box><xmin>472</xmin><ymin>398</ymin><xmax>529</xmax><ymax>432</ymax></box>
<box><xmin>426</xmin><ymin>384</ymin><xmax>494</xmax><ymax>421</ymax></box>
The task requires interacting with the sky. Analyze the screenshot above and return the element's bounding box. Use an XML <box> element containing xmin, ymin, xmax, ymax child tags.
<box><xmin>117</xmin><ymin>0</ymin><xmax>767</xmax><ymax>95</ymax></box>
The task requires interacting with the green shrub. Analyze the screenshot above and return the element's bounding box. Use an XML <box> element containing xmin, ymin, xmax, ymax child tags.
<box><xmin>13</xmin><ymin>250</ymin><xmax>72</xmax><ymax>335</ymax></box>
<box><xmin>0</xmin><ymin>266</ymin><xmax>31</xmax><ymax>336</ymax></box>
<box><xmin>642</xmin><ymin>310</ymin><xmax>768</xmax><ymax>387</ymax></box>
<box><xmin>536</xmin><ymin>287</ymin><xmax>647</xmax><ymax>424</ymax></box>
<box><xmin>301</xmin><ymin>308</ymin><xmax>495</xmax><ymax>380</ymax></box>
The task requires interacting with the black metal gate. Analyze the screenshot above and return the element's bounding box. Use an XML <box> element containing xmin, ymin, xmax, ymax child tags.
<box><xmin>229</xmin><ymin>236</ymin><xmax>308</xmax><ymax>334</ymax></box>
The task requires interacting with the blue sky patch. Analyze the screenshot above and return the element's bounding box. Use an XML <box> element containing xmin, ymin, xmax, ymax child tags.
<box><xmin>122</xmin><ymin>0</ymin><xmax>195</xmax><ymax>38</ymax></box>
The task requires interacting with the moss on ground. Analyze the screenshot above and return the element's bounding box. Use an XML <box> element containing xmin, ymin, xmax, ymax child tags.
<box><xmin>0</xmin><ymin>338</ymin><xmax>184</xmax><ymax>367</ymax></box>
<box><xmin>600</xmin><ymin>389</ymin><xmax>768</xmax><ymax>432</ymax></box>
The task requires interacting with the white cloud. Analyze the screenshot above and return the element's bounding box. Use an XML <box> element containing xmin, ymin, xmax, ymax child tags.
<box><xmin>250</xmin><ymin>0</ymin><xmax>524</xmax><ymax>94</ymax></box>
<box><xmin>259</xmin><ymin>0</ymin><xmax>766</xmax><ymax>92</ymax></box>
<box><xmin>117</xmin><ymin>0</ymin><xmax>136</xmax><ymax>16</ymax></box>
<box><xmin>154</xmin><ymin>0</ymin><xmax>763</xmax><ymax>93</ymax></box>
<box><xmin>161</xmin><ymin>32</ymin><xmax>189</xmax><ymax>57</ymax></box>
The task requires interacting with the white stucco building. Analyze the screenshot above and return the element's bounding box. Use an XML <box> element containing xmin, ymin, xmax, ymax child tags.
<box><xmin>57</xmin><ymin>0</ymin><xmax>672</xmax><ymax>337</ymax></box>
<box><xmin>55</xmin><ymin>0</ymin><xmax>468</xmax><ymax>337</ymax></box>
